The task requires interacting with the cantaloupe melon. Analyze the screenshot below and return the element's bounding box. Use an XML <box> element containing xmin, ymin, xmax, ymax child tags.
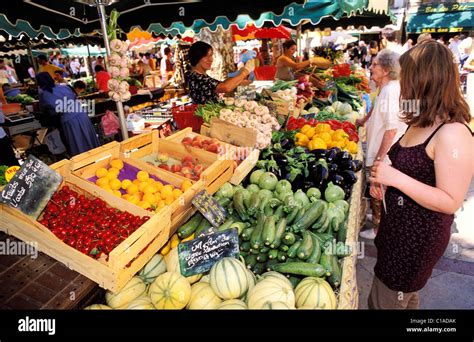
<box><xmin>260</xmin><ymin>301</ymin><xmax>294</xmax><ymax>309</ymax></box>
<box><xmin>217</xmin><ymin>299</ymin><xmax>247</xmax><ymax>310</ymax></box>
<box><xmin>246</xmin><ymin>278</ymin><xmax>295</xmax><ymax>309</ymax></box>
<box><xmin>138</xmin><ymin>254</ymin><xmax>167</xmax><ymax>284</ymax></box>
<box><xmin>83</xmin><ymin>304</ymin><xmax>113</xmax><ymax>310</ymax></box>
<box><xmin>294</xmin><ymin>277</ymin><xmax>337</xmax><ymax>309</ymax></box>
<box><xmin>149</xmin><ymin>272</ymin><xmax>191</xmax><ymax>309</ymax></box>
<box><xmin>209</xmin><ymin>257</ymin><xmax>249</xmax><ymax>300</ymax></box>
<box><xmin>165</xmin><ymin>247</ymin><xmax>202</xmax><ymax>284</ymax></box>
<box><xmin>105</xmin><ymin>276</ymin><xmax>146</xmax><ymax>309</ymax></box>
<box><xmin>187</xmin><ymin>282</ymin><xmax>222</xmax><ymax>310</ymax></box>
<box><xmin>126</xmin><ymin>295</ymin><xmax>155</xmax><ymax>310</ymax></box>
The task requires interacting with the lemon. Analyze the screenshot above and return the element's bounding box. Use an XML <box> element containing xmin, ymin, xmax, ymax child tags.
<box><xmin>109</xmin><ymin>178</ymin><xmax>122</xmax><ymax>191</ymax></box>
<box><xmin>138</xmin><ymin>181</ymin><xmax>149</xmax><ymax>193</ymax></box>
<box><xmin>96</xmin><ymin>177</ymin><xmax>109</xmax><ymax>187</ymax></box>
<box><xmin>172</xmin><ymin>189</ymin><xmax>183</xmax><ymax>199</ymax></box>
<box><xmin>181</xmin><ymin>180</ymin><xmax>193</xmax><ymax>192</ymax></box>
<box><xmin>133</xmin><ymin>179</ymin><xmax>140</xmax><ymax>186</ymax></box>
<box><xmin>110</xmin><ymin>159</ymin><xmax>124</xmax><ymax>170</ymax></box>
<box><xmin>113</xmin><ymin>190</ymin><xmax>122</xmax><ymax>197</ymax></box>
<box><xmin>155</xmin><ymin>181</ymin><xmax>164</xmax><ymax>191</ymax></box>
<box><xmin>161</xmin><ymin>185</ymin><xmax>174</xmax><ymax>199</ymax></box>
<box><xmin>138</xmin><ymin>201</ymin><xmax>151</xmax><ymax>210</ymax></box>
<box><xmin>122</xmin><ymin>194</ymin><xmax>131</xmax><ymax>200</ymax></box>
<box><xmin>126</xmin><ymin>184</ymin><xmax>139</xmax><ymax>195</ymax></box>
<box><xmin>121</xmin><ymin>179</ymin><xmax>132</xmax><ymax>190</ymax></box>
<box><xmin>142</xmin><ymin>193</ymin><xmax>156</xmax><ymax>204</ymax></box>
<box><xmin>146</xmin><ymin>178</ymin><xmax>156</xmax><ymax>185</ymax></box>
<box><xmin>128</xmin><ymin>195</ymin><xmax>140</xmax><ymax>205</ymax></box>
<box><xmin>95</xmin><ymin>167</ymin><xmax>108</xmax><ymax>178</ymax></box>
<box><xmin>137</xmin><ymin>170</ymin><xmax>149</xmax><ymax>182</ymax></box>
<box><xmin>164</xmin><ymin>196</ymin><xmax>174</xmax><ymax>205</ymax></box>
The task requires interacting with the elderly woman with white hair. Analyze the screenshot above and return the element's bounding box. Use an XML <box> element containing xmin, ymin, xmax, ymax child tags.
<box><xmin>357</xmin><ymin>49</ymin><xmax>408</xmax><ymax>239</ymax></box>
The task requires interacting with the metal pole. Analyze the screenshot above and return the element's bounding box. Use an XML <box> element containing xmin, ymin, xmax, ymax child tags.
<box><xmin>97</xmin><ymin>1</ymin><xmax>129</xmax><ymax>139</ymax></box>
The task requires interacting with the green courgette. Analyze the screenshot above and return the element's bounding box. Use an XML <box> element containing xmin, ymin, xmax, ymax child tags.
<box><xmin>273</xmin><ymin>262</ymin><xmax>327</xmax><ymax>277</ymax></box>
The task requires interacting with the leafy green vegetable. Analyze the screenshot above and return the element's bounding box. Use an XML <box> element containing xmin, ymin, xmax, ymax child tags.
<box><xmin>0</xmin><ymin>165</ymin><xmax>8</xmax><ymax>186</ymax></box>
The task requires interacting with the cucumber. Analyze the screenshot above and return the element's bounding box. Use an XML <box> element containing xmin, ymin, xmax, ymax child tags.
<box><xmin>247</xmin><ymin>192</ymin><xmax>261</xmax><ymax>216</ymax></box>
<box><xmin>241</xmin><ymin>227</ymin><xmax>254</xmax><ymax>241</ymax></box>
<box><xmin>270</xmin><ymin>218</ymin><xmax>287</xmax><ymax>249</ymax></box>
<box><xmin>279</xmin><ymin>244</ymin><xmax>289</xmax><ymax>252</ymax></box>
<box><xmin>259</xmin><ymin>247</ymin><xmax>270</xmax><ymax>254</ymax></box>
<box><xmin>265</xmin><ymin>259</ymin><xmax>279</xmax><ymax>272</ymax></box>
<box><xmin>313</xmin><ymin>232</ymin><xmax>334</xmax><ymax>245</ymax></box>
<box><xmin>273</xmin><ymin>262</ymin><xmax>327</xmax><ymax>277</ymax></box>
<box><xmin>252</xmin><ymin>262</ymin><xmax>266</xmax><ymax>275</ymax></box>
<box><xmin>287</xmin><ymin>240</ymin><xmax>302</xmax><ymax>259</ymax></box>
<box><xmin>250</xmin><ymin>213</ymin><xmax>265</xmax><ymax>249</ymax></box>
<box><xmin>233</xmin><ymin>190</ymin><xmax>248</xmax><ymax>221</ymax></box>
<box><xmin>242</xmin><ymin>189</ymin><xmax>252</xmax><ymax>210</ymax></box>
<box><xmin>268</xmin><ymin>249</ymin><xmax>279</xmax><ymax>260</ymax></box>
<box><xmin>249</xmin><ymin>248</ymin><xmax>260</xmax><ymax>255</ymax></box>
<box><xmin>177</xmin><ymin>213</ymin><xmax>203</xmax><ymax>238</ymax></box>
<box><xmin>306</xmin><ymin>233</ymin><xmax>322</xmax><ymax>264</ymax></box>
<box><xmin>244</xmin><ymin>254</ymin><xmax>258</xmax><ymax>270</ymax></box>
<box><xmin>293</xmin><ymin>207</ymin><xmax>306</xmax><ymax>224</ymax></box>
<box><xmin>296</xmin><ymin>230</ymin><xmax>314</xmax><ymax>260</ymax></box>
<box><xmin>282</xmin><ymin>232</ymin><xmax>296</xmax><ymax>246</ymax></box>
<box><xmin>240</xmin><ymin>241</ymin><xmax>251</xmax><ymax>252</ymax></box>
<box><xmin>217</xmin><ymin>218</ymin><xmax>235</xmax><ymax>232</ymax></box>
<box><xmin>277</xmin><ymin>251</ymin><xmax>287</xmax><ymax>262</ymax></box>
<box><xmin>292</xmin><ymin>200</ymin><xmax>325</xmax><ymax>233</ymax></box>
<box><xmin>262</xmin><ymin>216</ymin><xmax>276</xmax><ymax>246</ymax></box>
<box><xmin>229</xmin><ymin>222</ymin><xmax>247</xmax><ymax>235</ymax></box>
<box><xmin>317</xmin><ymin>213</ymin><xmax>331</xmax><ymax>233</ymax></box>
<box><xmin>311</xmin><ymin>203</ymin><xmax>328</xmax><ymax>229</ymax></box>
<box><xmin>256</xmin><ymin>253</ymin><xmax>268</xmax><ymax>263</ymax></box>
<box><xmin>319</xmin><ymin>252</ymin><xmax>333</xmax><ymax>277</ymax></box>
<box><xmin>263</xmin><ymin>203</ymin><xmax>274</xmax><ymax>216</ymax></box>
<box><xmin>273</xmin><ymin>205</ymin><xmax>285</xmax><ymax>221</ymax></box>
<box><xmin>194</xmin><ymin>216</ymin><xmax>213</xmax><ymax>237</ymax></box>
<box><xmin>337</xmin><ymin>220</ymin><xmax>348</xmax><ymax>243</ymax></box>
<box><xmin>328</xmin><ymin>255</ymin><xmax>342</xmax><ymax>287</ymax></box>
<box><xmin>285</xmin><ymin>207</ymin><xmax>299</xmax><ymax>225</ymax></box>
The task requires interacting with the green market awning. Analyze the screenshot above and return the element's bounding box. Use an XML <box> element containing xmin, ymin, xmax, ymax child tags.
<box><xmin>407</xmin><ymin>2</ymin><xmax>474</xmax><ymax>34</ymax></box>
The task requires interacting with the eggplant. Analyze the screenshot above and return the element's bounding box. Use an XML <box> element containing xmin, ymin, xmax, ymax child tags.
<box><xmin>311</xmin><ymin>163</ymin><xmax>329</xmax><ymax>188</ymax></box>
<box><xmin>329</xmin><ymin>174</ymin><xmax>345</xmax><ymax>188</ymax></box>
<box><xmin>273</xmin><ymin>153</ymin><xmax>288</xmax><ymax>170</ymax></box>
<box><xmin>327</xmin><ymin>163</ymin><xmax>339</xmax><ymax>174</ymax></box>
<box><xmin>335</xmin><ymin>151</ymin><xmax>352</xmax><ymax>164</ymax></box>
<box><xmin>302</xmin><ymin>180</ymin><xmax>315</xmax><ymax>192</ymax></box>
<box><xmin>341</xmin><ymin>170</ymin><xmax>357</xmax><ymax>186</ymax></box>
<box><xmin>269</xmin><ymin>166</ymin><xmax>282</xmax><ymax>179</ymax></box>
<box><xmin>280</xmin><ymin>138</ymin><xmax>294</xmax><ymax>150</ymax></box>
<box><xmin>325</xmin><ymin>149</ymin><xmax>338</xmax><ymax>163</ymax></box>
<box><xmin>338</xmin><ymin>159</ymin><xmax>355</xmax><ymax>172</ymax></box>
<box><xmin>329</xmin><ymin>147</ymin><xmax>342</xmax><ymax>154</ymax></box>
<box><xmin>309</xmin><ymin>149</ymin><xmax>328</xmax><ymax>159</ymax></box>
<box><xmin>343</xmin><ymin>186</ymin><xmax>352</xmax><ymax>201</ymax></box>
<box><xmin>352</xmin><ymin>160</ymin><xmax>363</xmax><ymax>172</ymax></box>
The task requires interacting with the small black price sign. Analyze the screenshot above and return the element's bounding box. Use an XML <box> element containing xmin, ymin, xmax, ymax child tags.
<box><xmin>0</xmin><ymin>155</ymin><xmax>62</xmax><ymax>219</ymax></box>
<box><xmin>324</xmin><ymin>80</ymin><xmax>336</xmax><ymax>90</ymax></box>
<box><xmin>178</xmin><ymin>228</ymin><xmax>239</xmax><ymax>277</ymax></box>
<box><xmin>191</xmin><ymin>189</ymin><xmax>227</xmax><ymax>228</ymax></box>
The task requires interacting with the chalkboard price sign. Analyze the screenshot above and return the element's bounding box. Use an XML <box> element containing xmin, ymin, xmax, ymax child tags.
<box><xmin>191</xmin><ymin>189</ymin><xmax>227</xmax><ymax>228</ymax></box>
<box><xmin>178</xmin><ymin>228</ymin><xmax>239</xmax><ymax>277</ymax></box>
<box><xmin>0</xmin><ymin>155</ymin><xmax>62</xmax><ymax>219</ymax></box>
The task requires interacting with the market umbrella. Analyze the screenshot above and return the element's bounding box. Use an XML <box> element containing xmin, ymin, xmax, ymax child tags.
<box><xmin>232</xmin><ymin>23</ymin><xmax>292</xmax><ymax>41</ymax></box>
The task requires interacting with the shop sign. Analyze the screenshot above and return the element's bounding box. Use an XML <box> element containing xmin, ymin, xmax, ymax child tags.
<box><xmin>192</xmin><ymin>189</ymin><xmax>227</xmax><ymax>228</ymax></box>
<box><xmin>0</xmin><ymin>155</ymin><xmax>62</xmax><ymax>219</ymax></box>
<box><xmin>423</xmin><ymin>3</ymin><xmax>473</xmax><ymax>14</ymax></box>
<box><xmin>178</xmin><ymin>228</ymin><xmax>239</xmax><ymax>276</ymax></box>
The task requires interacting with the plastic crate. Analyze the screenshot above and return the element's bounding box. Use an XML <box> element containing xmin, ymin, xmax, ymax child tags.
<box><xmin>172</xmin><ymin>104</ymin><xmax>203</xmax><ymax>132</ymax></box>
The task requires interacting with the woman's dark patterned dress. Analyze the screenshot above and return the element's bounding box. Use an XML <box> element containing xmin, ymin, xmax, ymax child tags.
<box><xmin>186</xmin><ymin>71</ymin><xmax>221</xmax><ymax>104</ymax></box>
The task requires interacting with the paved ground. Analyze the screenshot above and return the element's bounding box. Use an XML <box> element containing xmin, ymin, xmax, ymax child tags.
<box><xmin>357</xmin><ymin>177</ymin><xmax>474</xmax><ymax>309</ymax></box>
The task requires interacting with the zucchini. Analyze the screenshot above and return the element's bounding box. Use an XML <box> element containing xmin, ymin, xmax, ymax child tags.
<box><xmin>288</xmin><ymin>276</ymin><xmax>303</xmax><ymax>289</ymax></box>
<box><xmin>249</xmin><ymin>248</ymin><xmax>260</xmax><ymax>255</ymax></box>
<box><xmin>328</xmin><ymin>255</ymin><xmax>342</xmax><ymax>287</ymax></box>
<box><xmin>306</xmin><ymin>233</ymin><xmax>322</xmax><ymax>264</ymax></box>
<box><xmin>263</xmin><ymin>202</ymin><xmax>274</xmax><ymax>216</ymax></box>
<box><xmin>319</xmin><ymin>252</ymin><xmax>333</xmax><ymax>277</ymax></box>
<box><xmin>252</xmin><ymin>262</ymin><xmax>266</xmax><ymax>275</ymax></box>
<box><xmin>311</xmin><ymin>203</ymin><xmax>328</xmax><ymax>229</ymax></box>
<box><xmin>268</xmin><ymin>249</ymin><xmax>279</xmax><ymax>260</ymax></box>
<box><xmin>259</xmin><ymin>246</ymin><xmax>270</xmax><ymax>254</ymax></box>
<box><xmin>247</xmin><ymin>192</ymin><xmax>261</xmax><ymax>216</ymax></box>
<box><xmin>282</xmin><ymin>232</ymin><xmax>296</xmax><ymax>246</ymax></box>
<box><xmin>277</xmin><ymin>251</ymin><xmax>287</xmax><ymax>262</ymax></box>
<box><xmin>296</xmin><ymin>230</ymin><xmax>314</xmax><ymax>260</ymax></box>
<box><xmin>239</xmin><ymin>251</ymin><xmax>248</xmax><ymax>259</ymax></box>
<box><xmin>265</xmin><ymin>259</ymin><xmax>279</xmax><ymax>272</ymax></box>
<box><xmin>273</xmin><ymin>262</ymin><xmax>327</xmax><ymax>277</ymax></box>
<box><xmin>229</xmin><ymin>222</ymin><xmax>247</xmax><ymax>235</ymax></box>
<box><xmin>273</xmin><ymin>205</ymin><xmax>285</xmax><ymax>221</ymax></box>
<box><xmin>217</xmin><ymin>218</ymin><xmax>235</xmax><ymax>232</ymax></box>
<box><xmin>292</xmin><ymin>200</ymin><xmax>325</xmax><ymax>233</ymax></box>
<box><xmin>285</xmin><ymin>207</ymin><xmax>299</xmax><ymax>225</ymax></box>
<box><xmin>337</xmin><ymin>220</ymin><xmax>348</xmax><ymax>243</ymax></box>
<box><xmin>287</xmin><ymin>240</ymin><xmax>302</xmax><ymax>259</ymax></box>
<box><xmin>336</xmin><ymin>241</ymin><xmax>352</xmax><ymax>258</ymax></box>
<box><xmin>250</xmin><ymin>213</ymin><xmax>265</xmax><ymax>249</ymax></box>
<box><xmin>242</xmin><ymin>189</ymin><xmax>252</xmax><ymax>210</ymax></box>
<box><xmin>177</xmin><ymin>213</ymin><xmax>203</xmax><ymax>238</ymax></box>
<box><xmin>293</xmin><ymin>207</ymin><xmax>306</xmax><ymax>224</ymax></box>
<box><xmin>194</xmin><ymin>217</ymin><xmax>213</xmax><ymax>237</ymax></box>
<box><xmin>270</xmin><ymin>218</ymin><xmax>287</xmax><ymax>249</ymax></box>
<box><xmin>241</xmin><ymin>227</ymin><xmax>254</xmax><ymax>241</ymax></box>
<box><xmin>256</xmin><ymin>253</ymin><xmax>268</xmax><ymax>263</ymax></box>
<box><xmin>244</xmin><ymin>254</ymin><xmax>258</xmax><ymax>270</ymax></box>
<box><xmin>233</xmin><ymin>190</ymin><xmax>248</xmax><ymax>221</ymax></box>
<box><xmin>240</xmin><ymin>241</ymin><xmax>251</xmax><ymax>252</ymax></box>
<box><xmin>279</xmin><ymin>244</ymin><xmax>289</xmax><ymax>252</ymax></box>
<box><xmin>317</xmin><ymin>212</ymin><xmax>331</xmax><ymax>233</ymax></box>
<box><xmin>262</xmin><ymin>216</ymin><xmax>276</xmax><ymax>246</ymax></box>
<box><xmin>217</xmin><ymin>197</ymin><xmax>231</xmax><ymax>207</ymax></box>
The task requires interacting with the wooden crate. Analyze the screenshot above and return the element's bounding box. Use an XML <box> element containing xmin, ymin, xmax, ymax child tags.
<box><xmin>120</xmin><ymin>130</ymin><xmax>233</xmax><ymax>197</ymax></box>
<box><xmin>0</xmin><ymin>159</ymin><xmax>172</xmax><ymax>293</ymax></box>
<box><xmin>68</xmin><ymin>141</ymin><xmax>204</xmax><ymax>237</ymax></box>
<box><xmin>337</xmin><ymin>144</ymin><xmax>364</xmax><ymax>309</ymax></box>
<box><xmin>170</xmin><ymin>127</ymin><xmax>260</xmax><ymax>185</ymax></box>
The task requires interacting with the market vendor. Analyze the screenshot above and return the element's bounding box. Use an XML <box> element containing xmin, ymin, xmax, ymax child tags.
<box><xmin>186</xmin><ymin>41</ymin><xmax>255</xmax><ymax>104</ymax></box>
<box><xmin>275</xmin><ymin>40</ymin><xmax>331</xmax><ymax>81</ymax></box>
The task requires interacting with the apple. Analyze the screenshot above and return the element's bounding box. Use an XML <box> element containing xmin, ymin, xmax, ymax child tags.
<box><xmin>191</xmin><ymin>175</ymin><xmax>200</xmax><ymax>181</ymax></box>
<box><xmin>182</xmin><ymin>155</ymin><xmax>194</xmax><ymax>164</ymax></box>
<box><xmin>157</xmin><ymin>152</ymin><xmax>169</xmax><ymax>163</ymax></box>
<box><xmin>182</xmin><ymin>137</ymin><xmax>193</xmax><ymax>145</ymax></box>
<box><xmin>158</xmin><ymin>163</ymin><xmax>170</xmax><ymax>171</ymax></box>
<box><xmin>175</xmin><ymin>171</ymin><xmax>184</xmax><ymax>177</ymax></box>
<box><xmin>184</xmin><ymin>173</ymin><xmax>194</xmax><ymax>179</ymax></box>
<box><xmin>194</xmin><ymin>164</ymin><xmax>205</xmax><ymax>176</ymax></box>
<box><xmin>181</xmin><ymin>166</ymin><xmax>193</xmax><ymax>175</ymax></box>
<box><xmin>182</xmin><ymin>161</ymin><xmax>194</xmax><ymax>168</ymax></box>
<box><xmin>192</xmin><ymin>136</ymin><xmax>202</xmax><ymax>143</ymax></box>
<box><xmin>206</xmin><ymin>143</ymin><xmax>219</xmax><ymax>153</ymax></box>
<box><xmin>192</xmin><ymin>141</ymin><xmax>202</xmax><ymax>148</ymax></box>
<box><xmin>171</xmin><ymin>164</ymin><xmax>181</xmax><ymax>173</ymax></box>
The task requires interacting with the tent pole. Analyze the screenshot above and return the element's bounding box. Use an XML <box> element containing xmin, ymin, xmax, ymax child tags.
<box><xmin>97</xmin><ymin>1</ymin><xmax>129</xmax><ymax>140</ymax></box>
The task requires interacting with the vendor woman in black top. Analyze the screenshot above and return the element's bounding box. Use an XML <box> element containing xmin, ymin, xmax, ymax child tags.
<box><xmin>186</xmin><ymin>41</ymin><xmax>254</xmax><ymax>104</ymax></box>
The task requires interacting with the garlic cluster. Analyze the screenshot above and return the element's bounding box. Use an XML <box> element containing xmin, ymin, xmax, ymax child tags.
<box><xmin>107</xmin><ymin>39</ymin><xmax>131</xmax><ymax>102</ymax></box>
<box><xmin>219</xmin><ymin>99</ymin><xmax>280</xmax><ymax>149</ymax></box>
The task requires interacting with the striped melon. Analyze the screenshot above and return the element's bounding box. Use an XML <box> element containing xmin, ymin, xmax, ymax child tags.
<box><xmin>246</xmin><ymin>278</ymin><xmax>295</xmax><ymax>309</ymax></box>
<box><xmin>83</xmin><ymin>304</ymin><xmax>113</xmax><ymax>310</ymax></box>
<box><xmin>126</xmin><ymin>295</ymin><xmax>155</xmax><ymax>310</ymax></box>
<box><xmin>165</xmin><ymin>248</ymin><xmax>202</xmax><ymax>284</ymax></box>
<box><xmin>261</xmin><ymin>301</ymin><xmax>294</xmax><ymax>310</ymax></box>
<box><xmin>187</xmin><ymin>282</ymin><xmax>222</xmax><ymax>310</ymax></box>
<box><xmin>149</xmin><ymin>272</ymin><xmax>191</xmax><ymax>309</ymax></box>
<box><xmin>294</xmin><ymin>277</ymin><xmax>337</xmax><ymax>309</ymax></box>
<box><xmin>199</xmin><ymin>275</ymin><xmax>210</xmax><ymax>283</ymax></box>
<box><xmin>210</xmin><ymin>257</ymin><xmax>249</xmax><ymax>300</ymax></box>
<box><xmin>258</xmin><ymin>271</ymin><xmax>293</xmax><ymax>288</ymax></box>
<box><xmin>105</xmin><ymin>276</ymin><xmax>146</xmax><ymax>309</ymax></box>
<box><xmin>217</xmin><ymin>299</ymin><xmax>248</xmax><ymax>310</ymax></box>
<box><xmin>240</xmin><ymin>270</ymin><xmax>256</xmax><ymax>302</ymax></box>
<box><xmin>138</xmin><ymin>254</ymin><xmax>167</xmax><ymax>284</ymax></box>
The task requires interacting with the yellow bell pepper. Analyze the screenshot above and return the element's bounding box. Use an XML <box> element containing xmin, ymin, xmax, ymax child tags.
<box><xmin>330</xmin><ymin>140</ymin><xmax>345</xmax><ymax>149</ymax></box>
<box><xmin>305</xmin><ymin>127</ymin><xmax>316</xmax><ymax>139</ymax></box>
<box><xmin>300</xmin><ymin>124</ymin><xmax>312</xmax><ymax>134</ymax></box>
<box><xmin>332</xmin><ymin>129</ymin><xmax>349</xmax><ymax>142</ymax></box>
<box><xmin>345</xmin><ymin>141</ymin><xmax>358</xmax><ymax>154</ymax></box>
<box><xmin>308</xmin><ymin>137</ymin><xmax>327</xmax><ymax>150</ymax></box>
<box><xmin>159</xmin><ymin>239</ymin><xmax>171</xmax><ymax>256</ymax></box>
<box><xmin>319</xmin><ymin>132</ymin><xmax>332</xmax><ymax>144</ymax></box>
<box><xmin>295</xmin><ymin>133</ymin><xmax>309</xmax><ymax>146</ymax></box>
<box><xmin>170</xmin><ymin>233</ymin><xmax>180</xmax><ymax>248</ymax></box>
<box><xmin>315</xmin><ymin>123</ymin><xmax>331</xmax><ymax>133</ymax></box>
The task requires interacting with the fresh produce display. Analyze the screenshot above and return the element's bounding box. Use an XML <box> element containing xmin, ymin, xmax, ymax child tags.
<box><xmin>38</xmin><ymin>186</ymin><xmax>150</xmax><ymax>259</ymax></box>
<box><xmin>93</xmin><ymin>159</ymin><xmax>191</xmax><ymax>212</ymax></box>
<box><xmin>6</xmin><ymin>94</ymin><xmax>35</xmax><ymax>106</ymax></box>
<box><xmin>195</xmin><ymin>102</ymin><xmax>225</xmax><ymax>123</ymax></box>
<box><xmin>149</xmin><ymin>153</ymin><xmax>205</xmax><ymax>181</ymax></box>
<box><xmin>0</xmin><ymin>165</ymin><xmax>9</xmax><ymax>186</ymax></box>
